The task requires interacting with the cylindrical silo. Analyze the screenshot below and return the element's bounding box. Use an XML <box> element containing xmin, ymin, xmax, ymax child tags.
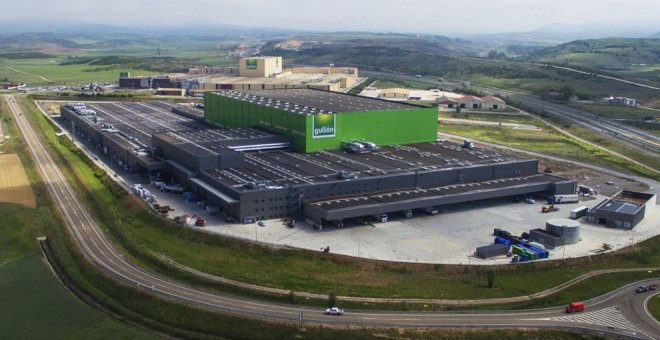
<box><xmin>546</xmin><ymin>218</ymin><xmax>581</xmax><ymax>244</ymax></box>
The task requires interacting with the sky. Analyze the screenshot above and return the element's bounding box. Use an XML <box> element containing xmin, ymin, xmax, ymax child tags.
<box><xmin>2</xmin><ymin>0</ymin><xmax>660</xmax><ymax>35</ymax></box>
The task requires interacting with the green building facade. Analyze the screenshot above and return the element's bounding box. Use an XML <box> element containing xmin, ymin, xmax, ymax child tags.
<box><xmin>204</xmin><ymin>92</ymin><xmax>438</xmax><ymax>153</ymax></box>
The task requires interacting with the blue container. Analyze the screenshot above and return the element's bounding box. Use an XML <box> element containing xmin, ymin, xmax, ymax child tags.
<box><xmin>529</xmin><ymin>247</ymin><xmax>548</xmax><ymax>259</ymax></box>
<box><xmin>494</xmin><ymin>237</ymin><xmax>512</xmax><ymax>247</ymax></box>
<box><xmin>521</xmin><ymin>254</ymin><xmax>530</xmax><ymax>262</ymax></box>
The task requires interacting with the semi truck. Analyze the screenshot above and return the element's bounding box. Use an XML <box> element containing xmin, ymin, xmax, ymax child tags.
<box><xmin>570</xmin><ymin>206</ymin><xmax>589</xmax><ymax>219</ymax></box>
<box><xmin>552</xmin><ymin>194</ymin><xmax>579</xmax><ymax>204</ymax></box>
<box><xmin>565</xmin><ymin>301</ymin><xmax>585</xmax><ymax>313</ymax></box>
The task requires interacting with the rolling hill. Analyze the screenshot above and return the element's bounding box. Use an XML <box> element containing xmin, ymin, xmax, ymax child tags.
<box><xmin>528</xmin><ymin>38</ymin><xmax>660</xmax><ymax>70</ymax></box>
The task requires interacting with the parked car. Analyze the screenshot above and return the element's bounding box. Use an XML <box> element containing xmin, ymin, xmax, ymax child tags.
<box><xmin>324</xmin><ymin>307</ymin><xmax>344</xmax><ymax>315</ymax></box>
<box><xmin>258</xmin><ymin>221</ymin><xmax>266</xmax><ymax>227</ymax></box>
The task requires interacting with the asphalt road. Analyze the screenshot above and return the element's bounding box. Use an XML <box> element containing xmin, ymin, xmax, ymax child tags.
<box><xmin>5</xmin><ymin>94</ymin><xmax>660</xmax><ymax>339</ymax></box>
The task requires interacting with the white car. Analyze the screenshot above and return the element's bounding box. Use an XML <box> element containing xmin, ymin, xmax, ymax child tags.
<box><xmin>324</xmin><ymin>307</ymin><xmax>344</xmax><ymax>315</ymax></box>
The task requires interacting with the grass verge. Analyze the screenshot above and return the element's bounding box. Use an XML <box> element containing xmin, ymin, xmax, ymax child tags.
<box><xmin>649</xmin><ymin>294</ymin><xmax>660</xmax><ymax>323</ymax></box>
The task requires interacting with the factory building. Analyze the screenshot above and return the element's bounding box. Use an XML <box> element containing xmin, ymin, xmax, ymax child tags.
<box><xmin>239</xmin><ymin>56</ymin><xmax>283</xmax><ymax>77</ymax></box>
<box><xmin>586</xmin><ymin>191</ymin><xmax>655</xmax><ymax>229</ymax></box>
<box><xmin>59</xmin><ymin>90</ymin><xmax>576</xmax><ymax>226</ymax></box>
<box><xmin>204</xmin><ymin>89</ymin><xmax>439</xmax><ymax>153</ymax></box>
<box><xmin>118</xmin><ymin>74</ymin><xmax>183</xmax><ymax>89</ymax></box>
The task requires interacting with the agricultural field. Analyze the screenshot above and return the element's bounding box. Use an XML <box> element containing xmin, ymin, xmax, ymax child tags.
<box><xmin>0</xmin><ymin>57</ymin><xmax>157</xmax><ymax>86</ymax></box>
<box><xmin>0</xmin><ymin>153</ymin><xmax>36</xmax><ymax>208</ymax></box>
<box><xmin>569</xmin><ymin>102</ymin><xmax>657</xmax><ymax>120</ymax></box>
<box><xmin>0</xmin><ymin>254</ymin><xmax>154</xmax><ymax>340</ymax></box>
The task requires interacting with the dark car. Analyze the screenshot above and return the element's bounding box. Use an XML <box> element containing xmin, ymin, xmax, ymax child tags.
<box><xmin>636</xmin><ymin>285</ymin><xmax>649</xmax><ymax>293</ymax></box>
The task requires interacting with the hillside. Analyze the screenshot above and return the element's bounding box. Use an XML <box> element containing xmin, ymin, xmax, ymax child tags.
<box><xmin>528</xmin><ymin>38</ymin><xmax>660</xmax><ymax>70</ymax></box>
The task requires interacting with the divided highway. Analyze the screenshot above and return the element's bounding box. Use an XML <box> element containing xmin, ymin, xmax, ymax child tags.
<box><xmin>5</xmin><ymin>95</ymin><xmax>660</xmax><ymax>339</ymax></box>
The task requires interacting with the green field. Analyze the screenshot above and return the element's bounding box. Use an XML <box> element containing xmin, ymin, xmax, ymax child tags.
<box><xmin>0</xmin><ymin>254</ymin><xmax>153</xmax><ymax>340</ymax></box>
<box><xmin>569</xmin><ymin>102</ymin><xmax>657</xmax><ymax>120</ymax></box>
<box><xmin>0</xmin><ymin>58</ymin><xmax>157</xmax><ymax>86</ymax></box>
<box><xmin>649</xmin><ymin>294</ymin><xmax>660</xmax><ymax>322</ymax></box>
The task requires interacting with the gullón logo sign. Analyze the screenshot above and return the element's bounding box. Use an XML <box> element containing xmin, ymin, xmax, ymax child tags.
<box><xmin>312</xmin><ymin>114</ymin><xmax>336</xmax><ymax>138</ymax></box>
<box><xmin>245</xmin><ymin>59</ymin><xmax>257</xmax><ymax>69</ymax></box>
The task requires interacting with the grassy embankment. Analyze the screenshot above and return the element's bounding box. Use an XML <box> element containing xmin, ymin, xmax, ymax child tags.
<box><xmin>440</xmin><ymin>109</ymin><xmax>659</xmax><ymax>180</ymax></box>
<box><xmin>17</xmin><ymin>94</ymin><xmax>660</xmax><ymax>310</ymax></box>
<box><xmin>567</xmin><ymin>102</ymin><xmax>659</xmax><ymax>135</ymax></box>
<box><xmin>0</xmin><ymin>97</ymin><xmax>155</xmax><ymax>339</ymax></box>
<box><xmin>649</xmin><ymin>294</ymin><xmax>660</xmax><ymax>322</ymax></box>
<box><xmin>10</xmin><ymin>93</ymin><xmax>600</xmax><ymax>340</ymax></box>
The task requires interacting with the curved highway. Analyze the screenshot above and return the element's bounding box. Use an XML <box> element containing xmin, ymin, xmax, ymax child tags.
<box><xmin>5</xmin><ymin>95</ymin><xmax>660</xmax><ymax>339</ymax></box>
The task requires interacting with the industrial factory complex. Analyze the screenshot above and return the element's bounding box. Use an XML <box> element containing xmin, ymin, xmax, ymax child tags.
<box><xmin>59</xmin><ymin>88</ymin><xmax>582</xmax><ymax>228</ymax></box>
<box><xmin>119</xmin><ymin>56</ymin><xmax>363</xmax><ymax>94</ymax></box>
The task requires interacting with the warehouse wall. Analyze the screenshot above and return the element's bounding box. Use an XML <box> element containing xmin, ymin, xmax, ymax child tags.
<box><xmin>302</xmin><ymin>108</ymin><xmax>438</xmax><ymax>152</ymax></box>
<box><xmin>204</xmin><ymin>93</ymin><xmax>307</xmax><ymax>150</ymax></box>
<box><xmin>205</xmin><ymin>92</ymin><xmax>437</xmax><ymax>153</ymax></box>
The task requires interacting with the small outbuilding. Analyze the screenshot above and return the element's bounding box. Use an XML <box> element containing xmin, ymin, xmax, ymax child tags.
<box><xmin>476</xmin><ymin>243</ymin><xmax>509</xmax><ymax>259</ymax></box>
<box><xmin>456</xmin><ymin>95</ymin><xmax>484</xmax><ymax>109</ymax></box>
<box><xmin>482</xmin><ymin>96</ymin><xmax>507</xmax><ymax>110</ymax></box>
<box><xmin>586</xmin><ymin>199</ymin><xmax>645</xmax><ymax>229</ymax></box>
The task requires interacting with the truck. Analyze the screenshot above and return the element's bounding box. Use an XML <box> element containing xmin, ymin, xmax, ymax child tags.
<box><xmin>565</xmin><ymin>301</ymin><xmax>585</xmax><ymax>313</ymax></box>
<box><xmin>553</xmin><ymin>194</ymin><xmax>579</xmax><ymax>204</ymax></box>
<box><xmin>570</xmin><ymin>206</ymin><xmax>589</xmax><ymax>219</ymax></box>
<box><xmin>578</xmin><ymin>185</ymin><xmax>596</xmax><ymax>196</ymax></box>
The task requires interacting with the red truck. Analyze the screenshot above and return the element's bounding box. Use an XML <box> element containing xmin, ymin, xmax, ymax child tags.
<box><xmin>565</xmin><ymin>302</ymin><xmax>585</xmax><ymax>313</ymax></box>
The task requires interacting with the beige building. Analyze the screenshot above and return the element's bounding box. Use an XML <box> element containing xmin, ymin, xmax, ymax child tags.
<box><xmin>438</xmin><ymin>95</ymin><xmax>506</xmax><ymax>111</ymax></box>
<box><xmin>377</xmin><ymin>88</ymin><xmax>411</xmax><ymax>99</ymax></box>
<box><xmin>482</xmin><ymin>96</ymin><xmax>507</xmax><ymax>110</ymax></box>
<box><xmin>290</xmin><ymin>66</ymin><xmax>358</xmax><ymax>77</ymax></box>
<box><xmin>456</xmin><ymin>96</ymin><xmax>484</xmax><ymax>110</ymax></box>
<box><xmin>239</xmin><ymin>56</ymin><xmax>282</xmax><ymax>77</ymax></box>
<box><xmin>436</xmin><ymin>96</ymin><xmax>459</xmax><ymax>110</ymax></box>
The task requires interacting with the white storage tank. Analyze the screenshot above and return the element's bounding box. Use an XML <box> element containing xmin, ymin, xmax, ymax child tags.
<box><xmin>546</xmin><ymin>218</ymin><xmax>580</xmax><ymax>244</ymax></box>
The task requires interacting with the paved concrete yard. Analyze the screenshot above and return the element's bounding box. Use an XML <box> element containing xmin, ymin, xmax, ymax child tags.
<box><xmin>150</xmin><ymin>185</ymin><xmax>659</xmax><ymax>265</ymax></box>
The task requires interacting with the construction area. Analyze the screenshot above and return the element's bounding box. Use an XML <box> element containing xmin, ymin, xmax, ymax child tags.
<box><xmin>39</xmin><ymin>90</ymin><xmax>659</xmax><ymax>264</ymax></box>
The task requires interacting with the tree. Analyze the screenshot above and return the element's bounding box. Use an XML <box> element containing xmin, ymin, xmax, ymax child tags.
<box><xmin>486</xmin><ymin>270</ymin><xmax>495</xmax><ymax>288</ymax></box>
<box><xmin>560</xmin><ymin>85</ymin><xmax>575</xmax><ymax>101</ymax></box>
<box><xmin>327</xmin><ymin>292</ymin><xmax>338</xmax><ymax>307</ymax></box>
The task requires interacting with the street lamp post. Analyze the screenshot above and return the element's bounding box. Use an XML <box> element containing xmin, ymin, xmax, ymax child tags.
<box><xmin>632</xmin><ymin>230</ymin><xmax>636</xmax><ymax>248</ymax></box>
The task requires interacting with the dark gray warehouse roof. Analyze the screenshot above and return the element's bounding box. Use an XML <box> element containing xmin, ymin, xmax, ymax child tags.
<box><xmin>594</xmin><ymin>200</ymin><xmax>643</xmax><ymax>215</ymax></box>
<box><xmin>213</xmin><ymin>89</ymin><xmax>420</xmax><ymax>114</ymax></box>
